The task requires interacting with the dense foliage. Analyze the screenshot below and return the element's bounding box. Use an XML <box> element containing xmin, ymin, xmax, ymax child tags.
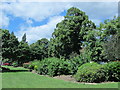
<box><xmin>69</xmin><ymin>55</ymin><xmax>87</xmax><ymax>74</ymax></box>
<box><xmin>75</xmin><ymin>62</ymin><xmax>120</xmax><ymax>83</ymax></box>
<box><xmin>30</xmin><ymin>38</ymin><xmax>49</xmax><ymax>60</ymax></box>
<box><xmin>2</xmin><ymin>30</ymin><xmax>19</xmax><ymax>64</ymax></box>
<box><xmin>1</xmin><ymin>29</ymin><xmax>49</xmax><ymax>66</ymax></box>
<box><xmin>50</xmin><ymin>7</ymin><xmax>96</xmax><ymax>59</ymax></box>
<box><xmin>99</xmin><ymin>17</ymin><xmax>120</xmax><ymax>61</ymax></box>
<box><xmin>35</xmin><ymin>57</ymin><xmax>71</xmax><ymax>77</ymax></box>
<box><xmin>103</xmin><ymin>61</ymin><xmax>120</xmax><ymax>82</ymax></box>
<box><xmin>74</xmin><ymin>62</ymin><xmax>106</xmax><ymax>83</ymax></box>
<box><xmin>28</xmin><ymin>60</ymin><xmax>41</xmax><ymax>70</ymax></box>
<box><xmin>104</xmin><ymin>34</ymin><xmax>120</xmax><ymax>61</ymax></box>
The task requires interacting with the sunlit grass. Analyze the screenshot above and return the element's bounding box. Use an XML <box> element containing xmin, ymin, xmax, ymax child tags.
<box><xmin>2</xmin><ymin>66</ymin><xmax>119</xmax><ymax>88</ymax></box>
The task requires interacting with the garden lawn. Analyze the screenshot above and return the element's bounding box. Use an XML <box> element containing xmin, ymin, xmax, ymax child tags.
<box><xmin>2</xmin><ymin>66</ymin><xmax>29</xmax><ymax>70</ymax></box>
<box><xmin>2</xmin><ymin>66</ymin><xmax>119</xmax><ymax>88</ymax></box>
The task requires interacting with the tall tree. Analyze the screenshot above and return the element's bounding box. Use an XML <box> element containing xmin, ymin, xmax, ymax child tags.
<box><xmin>104</xmin><ymin>34</ymin><xmax>120</xmax><ymax>61</ymax></box>
<box><xmin>103</xmin><ymin>17</ymin><xmax>120</xmax><ymax>61</ymax></box>
<box><xmin>37</xmin><ymin>38</ymin><xmax>49</xmax><ymax>59</ymax></box>
<box><xmin>22</xmin><ymin>33</ymin><xmax>27</xmax><ymax>43</ymax></box>
<box><xmin>81</xmin><ymin>29</ymin><xmax>107</xmax><ymax>62</ymax></box>
<box><xmin>17</xmin><ymin>41</ymin><xmax>30</xmax><ymax>66</ymax></box>
<box><xmin>0</xmin><ymin>29</ymin><xmax>2</xmax><ymax>62</ymax></box>
<box><xmin>51</xmin><ymin>7</ymin><xmax>96</xmax><ymax>59</ymax></box>
<box><xmin>30</xmin><ymin>38</ymin><xmax>49</xmax><ymax>60</ymax></box>
<box><xmin>9</xmin><ymin>32</ymin><xmax>19</xmax><ymax>62</ymax></box>
<box><xmin>2</xmin><ymin>29</ymin><xmax>11</xmax><ymax>60</ymax></box>
<box><xmin>82</xmin><ymin>16</ymin><xmax>120</xmax><ymax>62</ymax></box>
<box><xmin>1</xmin><ymin>29</ymin><xmax>19</xmax><ymax>63</ymax></box>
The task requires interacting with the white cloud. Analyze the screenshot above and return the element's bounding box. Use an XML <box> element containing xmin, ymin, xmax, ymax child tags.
<box><xmin>0</xmin><ymin>3</ymin><xmax>9</xmax><ymax>28</ymax></box>
<box><xmin>0</xmin><ymin>12</ymin><xmax>9</xmax><ymax>28</ymax></box>
<box><xmin>2</xmin><ymin>2</ymin><xmax>71</xmax><ymax>22</ymax></box>
<box><xmin>1</xmin><ymin>2</ymin><xmax>118</xmax><ymax>28</ymax></box>
<box><xmin>15</xmin><ymin>16</ymin><xmax>64</xmax><ymax>44</ymax></box>
<box><xmin>1</xmin><ymin>0</ymin><xmax>17</xmax><ymax>2</ymax></box>
<box><xmin>70</xmin><ymin>2</ymin><xmax>118</xmax><ymax>20</ymax></box>
<box><xmin>1</xmin><ymin>0</ymin><xmax>119</xmax><ymax>2</ymax></box>
<box><xmin>26</xmin><ymin>19</ymin><xmax>33</xmax><ymax>25</ymax></box>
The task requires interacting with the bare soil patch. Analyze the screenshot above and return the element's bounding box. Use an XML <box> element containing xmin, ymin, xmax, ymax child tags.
<box><xmin>54</xmin><ymin>75</ymin><xmax>75</xmax><ymax>82</ymax></box>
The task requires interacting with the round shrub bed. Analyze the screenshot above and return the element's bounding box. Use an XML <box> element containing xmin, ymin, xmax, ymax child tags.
<box><xmin>74</xmin><ymin>62</ymin><xmax>106</xmax><ymax>83</ymax></box>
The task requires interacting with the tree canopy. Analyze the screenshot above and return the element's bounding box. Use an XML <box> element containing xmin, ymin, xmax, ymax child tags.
<box><xmin>1</xmin><ymin>7</ymin><xmax>119</xmax><ymax>66</ymax></box>
<box><xmin>51</xmin><ymin>7</ymin><xmax>96</xmax><ymax>59</ymax></box>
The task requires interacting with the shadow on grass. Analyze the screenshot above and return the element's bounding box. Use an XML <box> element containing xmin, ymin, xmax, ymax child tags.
<box><xmin>1</xmin><ymin>67</ymin><xmax>29</xmax><ymax>73</ymax></box>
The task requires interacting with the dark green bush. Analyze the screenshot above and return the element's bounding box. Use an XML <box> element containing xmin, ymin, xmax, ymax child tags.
<box><xmin>103</xmin><ymin>61</ymin><xmax>120</xmax><ymax>82</ymax></box>
<box><xmin>69</xmin><ymin>55</ymin><xmax>87</xmax><ymax>74</ymax></box>
<box><xmin>2</xmin><ymin>67</ymin><xmax>10</xmax><ymax>72</ymax></box>
<box><xmin>37</xmin><ymin>57</ymin><xmax>71</xmax><ymax>77</ymax></box>
<box><xmin>74</xmin><ymin>62</ymin><xmax>106</xmax><ymax>83</ymax></box>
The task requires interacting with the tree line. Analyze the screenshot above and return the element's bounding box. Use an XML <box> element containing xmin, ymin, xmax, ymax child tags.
<box><xmin>1</xmin><ymin>7</ymin><xmax>120</xmax><ymax>66</ymax></box>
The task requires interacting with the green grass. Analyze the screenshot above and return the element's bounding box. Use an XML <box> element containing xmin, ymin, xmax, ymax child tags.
<box><xmin>2</xmin><ymin>66</ymin><xmax>29</xmax><ymax>70</ymax></box>
<box><xmin>2</xmin><ymin>66</ymin><xmax>119</xmax><ymax>88</ymax></box>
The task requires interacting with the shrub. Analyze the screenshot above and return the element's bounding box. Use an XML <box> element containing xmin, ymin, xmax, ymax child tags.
<box><xmin>23</xmin><ymin>63</ymin><xmax>30</xmax><ymax>68</ymax></box>
<box><xmin>12</xmin><ymin>61</ymin><xmax>18</xmax><ymax>67</ymax></box>
<box><xmin>74</xmin><ymin>62</ymin><xmax>106</xmax><ymax>83</ymax></box>
<box><xmin>37</xmin><ymin>57</ymin><xmax>71</xmax><ymax>77</ymax></box>
<box><xmin>29</xmin><ymin>60</ymin><xmax>40</xmax><ymax>70</ymax></box>
<box><xmin>2</xmin><ymin>67</ymin><xmax>10</xmax><ymax>72</ymax></box>
<box><xmin>69</xmin><ymin>55</ymin><xmax>87</xmax><ymax>74</ymax></box>
<box><xmin>2</xmin><ymin>58</ymin><xmax>9</xmax><ymax>63</ymax></box>
<box><xmin>34</xmin><ymin>65</ymin><xmax>38</xmax><ymax>71</ymax></box>
<box><xmin>103</xmin><ymin>61</ymin><xmax>120</xmax><ymax>82</ymax></box>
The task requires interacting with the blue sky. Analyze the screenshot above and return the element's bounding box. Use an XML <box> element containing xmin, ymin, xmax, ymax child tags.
<box><xmin>0</xmin><ymin>1</ymin><xmax>118</xmax><ymax>44</ymax></box>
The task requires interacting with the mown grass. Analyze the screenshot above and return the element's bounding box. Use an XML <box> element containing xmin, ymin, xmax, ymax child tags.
<box><xmin>2</xmin><ymin>66</ymin><xmax>29</xmax><ymax>70</ymax></box>
<box><xmin>2</xmin><ymin>66</ymin><xmax>119</xmax><ymax>88</ymax></box>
